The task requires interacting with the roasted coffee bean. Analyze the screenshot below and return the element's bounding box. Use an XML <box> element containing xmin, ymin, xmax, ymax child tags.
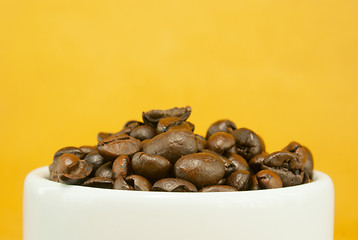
<box><xmin>130</xmin><ymin>125</ymin><xmax>157</xmax><ymax>141</ymax></box>
<box><xmin>283</xmin><ymin>142</ymin><xmax>314</xmax><ymax>180</ymax></box>
<box><xmin>262</xmin><ymin>151</ymin><xmax>304</xmax><ymax>187</ymax></box>
<box><xmin>54</xmin><ymin>146</ymin><xmax>85</xmax><ymax>160</ymax></box>
<box><xmin>84</xmin><ymin>151</ymin><xmax>105</xmax><ymax>172</ymax></box>
<box><xmin>95</xmin><ymin>162</ymin><xmax>113</xmax><ymax>179</ymax></box>
<box><xmin>152</xmin><ymin>178</ymin><xmax>197</xmax><ymax>192</ymax></box>
<box><xmin>167</xmin><ymin>122</ymin><xmax>194</xmax><ymax>132</ymax></box>
<box><xmin>303</xmin><ymin>146</ymin><xmax>314</xmax><ymax>179</ymax></box>
<box><xmin>157</xmin><ymin>117</ymin><xmax>184</xmax><ymax>133</ymax></box>
<box><xmin>206</xmin><ymin>119</ymin><xmax>236</xmax><ymax>140</ymax></box>
<box><xmin>59</xmin><ymin>160</ymin><xmax>93</xmax><ymax>185</ymax></box>
<box><xmin>248</xmin><ymin>152</ymin><xmax>269</xmax><ymax>173</ymax></box>
<box><xmin>195</xmin><ymin>135</ymin><xmax>206</xmax><ymax>151</ymax></box>
<box><xmin>113</xmin><ymin>176</ymin><xmax>134</xmax><ymax>190</ymax></box>
<box><xmin>231</xmin><ymin>128</ymin><xmax>265</xmax><ymax>161</ymax></box>
<box><xmin>112</xmin><ymin>155</ymin><xmax>131</xmax><ymax>179</ymax></box>
<box><xmin>97</xmin><ymin>134</ymin><xmax>142</xmax><ymax>160</ymax></box>
<box><xmin>50</xmin><ymin>153</ymin><xmax>81</xmax><ymax>182</ymax></box>
<box><xmin>143</xmin><ymin>129</ymin><xmax>198</xmax><ymax>164</ymax></box>
<box><xmin>302</xmin><ymin>171</ymin><xmax>311</xmax><ymax>184</ymax></box>
<box><xmin>207</xmin><ymin>132</ymin><xmax>236</xmax><ymax>154</ymax></box>
<box><xmin>250</xmin><ymin>175</ymin><xmax>260</xmax><ymax>190</ymax></box>
<box><xmin>79</xmin><ymin>146</ymin><xmax>97</xmax><ymax>156</ymax></box>
<box><xmin>201</xmin><ymin>149</ymin><xmax>235</xmax><ymax>177</ymax></box>
<box><xmin>226</xmin><ymin>146</ymin><xmax>238</xmax><ymax>154</ymax></box>
<box><xmin>142</xmin><ymin>106</ymin><xmax>192</xmax><ymax>126</ymax></box>
<box><xmin>225</xmin><ymin>152</ymin><xmax>251</xmax><ymax>172</ymax></box>
<box><xmin>199</xmin><ymin>185</ymin><xmax>238</xmax><ymax>192</ymax></box>
<box><xmin>83</xmin><ymin>177</ymin><xmax>114</xmax><ymax>189</ymax></box>
<box><xmin>174</xmin><ymin>152</ymin><xmax>225</xmax><ymax>188</ymax></box>
<box><xmin>124</xmin><ymin>120</ymin><xmax>143</xmax><ymax>129</ymax></box>
<box><xmin>217</xmin><ymin>178</ymin><xmax>226</xmax><ymax>185</ymax></box>
<box><xmin>132</xmin><ymin>152</ymin><xmax>172</xmax><ymax>182</ymax></box>
<box><xmin>125</xmin><ymin>175</ymin><xmax>152</xmax><ymax>191</ymax></box>
<box><xmin>256</xmin><ymin>170</ymin><xmax>282</xmax><ymax>189</ymax></box>
<box><xmin>227</xmin><ymin>170</ymin><xmax>251</xmax><ymax>191</ymax></box>
<box><xmin>97</xmin><ymin>132</ymin><xmax>113</xmax><ymax>142</ymax></box>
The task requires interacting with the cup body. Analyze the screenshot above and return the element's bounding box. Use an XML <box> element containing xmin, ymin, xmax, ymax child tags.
<box><xmin>23</xmin><ymin>166</ymin><xmax>334</xmax><ymax>240</ymax></box>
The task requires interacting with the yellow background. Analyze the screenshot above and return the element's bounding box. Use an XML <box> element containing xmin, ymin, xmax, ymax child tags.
<box><xmin>1</xmin><ymin>0</ymin><xmax>357</xmax><ymax>239</ymax></box>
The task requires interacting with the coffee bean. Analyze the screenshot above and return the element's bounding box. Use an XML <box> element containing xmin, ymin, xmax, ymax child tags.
<box><xmin>195</xmin><ymin>135</ymin><xmax>206</xmax><ymax>151</ymax></box>
<box><xmin>95</xmin><ymin>162</ymin><xmax>113</xmax><ymax>179</ymax></box>
<box><xmin>262</xmin><ymin>151</ymin><xmax>304</xmax><ymax>187</ymax></box>
<box><xmin>174</xmin><ymin>152</ymin><xmax>225</xmax><ymax>188</ymax></box>
<box><xmin>199</xmin><ymin>185</ymin><xmax>238</xmax><ymax>192</ymax></box>
<box><xmin>225</xmin><ymin>152</ymin><xmax>251</xmax><ymax>172</ymax></box>
<box><xmin>132</xmin><ymin>152</ymin><xmax>172</xmax><ymax>182</ymax></box>
<box><xmin>206</xmin><ymin>119</ymin><xmax>236</xmax><ymax>140</ymax></box>
<box><xmin>231</xmin><ymin>128</ymin><xmax>265</xmax><ymax>161</ymax></box>
<box><xmin>152</xmin><ymin>178</ymin><xmax>197</xmax><ymax>192</ymax></box>
<box><xmin>123</xmin><ymin>120</ymin><xmax>143</xmax><ymax>129</ymax></box>
<box><xmin>201</xmin><ymin>149</ymin><xmax>236</xmax><ymax>177</ymax></box>
<box><xmin>84</xmin><ymin>151</ymin><xmax>105</xmax><ymax>172</ymax></box>
<box><xmin>248</xmin><ymin>152</ymin><xmax>268</xmax><ymax>173</ymax></box>
<box><xmin>303</xmin><ymin>146</ymin><xmax>314</xmax><ymax>179</ymax></box>
<box><xmin>83</xmin><ymin>177</ymin><xmax>114</xmax><ymax>189</ymax></box>
<box><xmin>143</xmin><ymin>129</ymin><xmax>198</xmax><ymax>164</ymax></box>
<box><xmin>207</xmin><ymin>132</ymin><xmax>236</xmax><ymax>154</ymax></box>
<box><xmin>302</xmin><ymin>170</ymin><xmax>311</xmax><ymax>184</ymax></box>
<box><xmin>142</xmin><ymin>106</ymin><xmax>192</xmax><ymax>126</ymax></box>
<box><xmin>217</xmin><ymin>178</ymin><xmax>227</xmax><ymax>185</ymax></box>
<box><xmin>54</xmin><ymin>146</ymin><xmax>85</xmax><ymax>160</ymax></box>
<box><xmin>50</xmin><ymin>153</ymin><xmax>81</xmax><ymax>182</ymax></box>
<box><xmin>97</xmin><ymin>134</ymin><xmax>142</xmax><ymax>160</ymax></box>
<box><xmin>112</xmin><ymin>155</ymin><xmax>131</xmax><ymax>179</ymax></box>
<box><xmin>130</xmin><ymin>125</ymin><xmax>157</xmax><ymax>141</ymax></box>
<box><xmin>227</xmin><ymin>170</ymin><xmax>251</xmax><ymax>191</ymax></box>
<box><xmin>157</xmin><ymin>117</ymin><xmax>184</xmax><ymax>133</ymax></box>
<box><xmin>59</xmin><ymin>160</ymin><xmax>93</xmax><ymax>185</ymax></box>
<box><xmin>125</xmin><ymin>175</ymin><xmax>152</xmax><ymax>191</ymax></box>
<box><xmin>79</xmin><ymin>146</ymin><xmax>97</xmax><ymax>156</ymax></box>
<box><xmin>113</xmin><ymin>175</ymin><xmax>133</xmax><ymax>190</ymax></box>
<box><xmin>256</xmin><ymin>170</ymin><xmax>282</xmax><ymax>189</ymax></box>
<box><xmin>97</xmin><ymin>132</ymin><xmax>113</xmax><ymax>142</ymax></box>
<box><xmin>250</xmin><ymin>175</ymin><xmax>260</xmax><ymax>190</ymax></box>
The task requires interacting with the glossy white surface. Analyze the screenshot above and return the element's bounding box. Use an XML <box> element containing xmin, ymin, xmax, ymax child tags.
<box><xmin>23</xmin><ymin>166</ymin><xmax>334</xmax><ymax>240</ymax></box>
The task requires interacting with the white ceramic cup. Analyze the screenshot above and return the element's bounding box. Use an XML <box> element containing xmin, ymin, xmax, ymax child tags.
<box><xmin>23</xmin><ymin>166</ymin><xmax>334</xmax><ymax>240</ymax></box>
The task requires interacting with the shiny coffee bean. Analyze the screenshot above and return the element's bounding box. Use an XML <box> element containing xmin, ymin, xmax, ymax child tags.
<box><xmin>199</xmin><ymin>185</ymin><xmax>238</xmax><ymax>192</ymax></box>
<box><xmin>201</xmin><ymin>149</ymin><xmax>235</xmax><ymax>177</ymax></box>
<box><xmin>130</xmin><ymin>125</ymin><xmax>157</xmax><ymax>141</ymax></box>
<box><xmin>54</xmin><ymin>146</ymin><xmax>85</xmax><ymax>160</ymax></box>
<box><xmin>125</xmin><ymin>175</ymin><xmax>152</xmax><ymax>191</ymax></box>
<box><xmin>113</xmin><ymin>176</ymin><xmax>133</xmax><ymax>190</ymax></box>
<box><xmin>143</xmin><ymin>129</ymin><xmax>198</xmax><ymax>164</ymax></box>
<box><xmin>248</xmin><ymin>152</ymin><xmax>269</xmax><ymax>173</ymax></box>
<box><xmin>250</xmin><ymin>175</ymin><xmax>260</xmax><ymax>190</ymax></box>
<box><xmin>157</xmin><ymin>117</ymin><xmax>184</xmax><ymax>133</ymax></box>
<box><xmin>84</xmin><ymin>151</ymin><xmax>105</xmax><ymax>171</ymax></box>
<box><xmin>167</xmin><ymin>121</ymin><xmax>194</xmax><ymax>132</ymax></box>
<box><xmin>226</xmin><ymin>145</ymin><xmax>238</xmax><ymax>154</ymax></box>
<box><xmin>206</xmin><ymin>119</ymin><xmax>236</xmax><ymax>140</ymax></box>
<box><xmin>231</xmin><ymin>128</ymin><xmax>265</xmax><ymax>161</ymax></box>
<box><xmin>97</xmin><ymin>132</ymin><xmax>113</xmax><ymax>142</ymax></box>
<box><xmin>207</xmin><ymin>132</ymin><xmax>236</xmax><ymax>154</ymax></box>
<box><xmin>95</xmin><ymin>162</ymin><xmax>113</xmax><ymax>179</ymax></box>
<box><xmin>225</xmin><ymin>152</ymin><xmax>250</xmax><ymax>172</ymax></box>
<box><xmin>256</xmin><ymin>170</ymin><xmax>283</xmax><ymax>189</ymax></box>
<box><xmin>262</xmin><ymin>151</ymin><xmax>304</xmax><ymax>187</ymax></box>
<box><xmin>50</xmin><ymin>153</ymin><xmax>81</xmax><ymax>182</ymax></box>
<box><xmin>83</xmin><ymin>177</ymin><xmax>114</xmax><ymax>189</ymax></box>
<box><xmin>132</xmin><ymin>152</ymin><xmax>172</xmax><ymax>182</ymax></box>
<box><xmin>59</xmin><ymin>160</ymin><xmax>93</xmax><ymax>185</ymax></box>
<box><xmin>79</xmin><ymin>146</ymin><xmax>97</xmax><ymax>156</ymax></box>
<box><xmin>226</xmin><ymin>170</ymin><xmax>251</xmax><ymax>191</ymax></box>
<box><xmin>112</xmin><ymin>155</ymin><xmax>131</xmax><ymax>179</ymax></box>
<box><xmin>195</xmin><ymin>135</ymin><xmax>206</xmax><ymax>151</ymax></box>
<box><xmin>152</xmin><ymin>178</ymin><xmax>197</xmax><ymax>192</ymax></box>
<box><xmin>124</xmin><ymin>120</ymin><xmax>143</xmax><ymax>129</ymax></box>
<box><xmin>142</xmin><ymin>106</ymin><xmax>192</xmax><ymax>126</ymax></box>
<box><xmin>283</xmin><ymin>141</ymin><xmax>307</xmax><ymax>165</ymax></box>
<box><xmin>97</xmin><ymin>134</ymin><xmax>142</xmax><ymax>160</ymax></box>
<box><xmin>174</xmin><ymin>152</ymin><xmax>225</xmax><ymax>188</ymax></box>
<box><xmin>303</xmin><ymin>146</ymin><xmax>314</xmax><ymax>179</ymax></box>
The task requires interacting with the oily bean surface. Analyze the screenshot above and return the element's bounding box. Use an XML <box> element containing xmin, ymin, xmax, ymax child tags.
<box><xmin>248</xmin><ymin>152</ymin><xmax>268</xmax><ymax>173</ymax></box>
<box><xmin>130</xmin><ymin>125</ymin><xmax>157</xmax><ymax>141</ymax></box>
<box><xmin>152</xmin><ymin>178</ymin><xmax>197</xmax><ymax>192</ymax></box>
<box><xmin>206</xmin><ymin>119</ymin><xmax>236</xmax><ymax>140</ymax></box>
<box><xmin>231</xmin><ymin>128</ymin><xmax>265</xmax><ymax>161</ymax></box>
<box><xmin>113</xmin><ymin>176</ymin><xmax>133</xmax><ymax>190</ymax></box>
<box><xmin>59</xmin><ymin>160</ymin><xmax>93</xmax><ymax>185</ymax></box>
<box><xmin>142</xmin><ymin>106</ymin><xmax>192</xmax><ymax>126</ymax></box>
<box><xmin>207</xmin><ymin>132</ymin><xmax>236</xmax><ymax>154</ymax></box>
<box><xmin>95</xmin><ymin>162</ymin><xmax>113</xmax><ymax>179</ymax></box>
<box><xmin>201</xmin><ymin>149</ymin><xmax>235</xmax><ymax>177</ymax></box>
<box><xmin>84</xmin><ymin>151</ymin><xmax>105</xmax><ymax>171</ymax></box>
<box><xmin>50</xmin><ymin>153</ymin><xmax>81</xmax><ymax>182</ymax></box>
<box><xmin>125</xmin><ymin>175</ymin><xmax>152</xmax><ymax>191</ymax></box>
<box><xmin>97</xmin><ymin>134</ymin><xmax>142</xmax><ymax>160</ymax></box>
<box><xmin>225</xmin><ymin>152</ymin><xmax>250</xmax><ymax>172</ymax></box>
<box><xmin>226</xmin><ymin>170</ymin><xmax>251</xmax><ymax>191</ymax></box>
<box><xmin>79</xmin><ymin>146</ymin><xmax>97</xmax><ymax>156</ymax></box>
<box><xmin>54</xmin><ymin>147</ymin><xmax>85</xmax><ymax>160</ymax></box>
<box><xmin>112</xmin><ymin>155</ymin><xmax>131</xmax><ymax>179</ymax></box>
<box><xmin>174</xmin><ymin>152</ymin><xmax>225</xmax><ymax>188</ymax></box>
<box><xmin>256</xmin><ymin>170</ymin><xmax>283</xmax><ymax>189</ymax></box>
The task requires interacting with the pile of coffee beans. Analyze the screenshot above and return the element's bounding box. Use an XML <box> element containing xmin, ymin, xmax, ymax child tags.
<box><xmin>49</xmin><ymin>106</ymin><xmax>314</xmax><ymax>192</ymax></box>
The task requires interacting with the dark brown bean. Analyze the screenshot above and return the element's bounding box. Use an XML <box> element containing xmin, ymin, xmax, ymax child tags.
<box><xmin>303</xmin><ymin>146</ymin><xmax>314</xmax><ymax>179</ymax></box>
<box><xmin>256</xmin><ymin>170</ymin><xmax>283</xmax><ymax>189</ymax></box>
<box><xmin>225</xmin><ymin>152</ymin><xmax>251</xmax><ymax>172</ymax></box>
<box><xmin>97</xmin><ymin>134</ymin><xmax>142</xmax><ymax>160</ymax></box>
<box><xmin>142</xmin><ymin>106</ymin><xmax>192</xmax><ymax>126</ymax></box>
<box><xmin>262</xmin><ymin>151</ymin><xmax>304</xmax><ymax>187</ymax></box>
<box><xmin>201</xmin><ymin>149</ymin><xmax>236</xmax><ymax>177</ymax></box>
<box><xmin>79</xmin><ymin>146</ymin><xmax>97</xmax><ymax>156</ymax></box>
<box><xmin>199</xmin><ymin>185</ymin><xmax>238</xmax><ymax>192</ymax></box>
<box><xmin>195</xmin><ymin>135</ymin><xmax>206</xmax><ymax>151</ymax></box>
<box><xmin>84</xmin><ymin>151</ymin><xmax>105</xmax><ymax>172</ymax></box>
<box><xmin>206</xmin><ymin>119</ymin><xmax>236</xmax><ymax>140</ymax></box>
<box><xmin>95</xmin><ymin>162</ymin><xmax>113</xmax><ymax>179</ymax></box>
<box><xmin>53</xmin><ymin>147</ymin><xmax>85</xmax><ymax>160</ymax></box>
<box><xmin>83</xmin><ymin>177</ymin><xmax>114</xmax><ymax>189</ymax></box>
<box><xmin>152</xmin><ymin>178</ymin><xmax>197</xmax><ymax>192</ymax></box>
<box><xmin>49</xmin><ymin>153</ymin><xmax>81</xmax><ymax>182</ymax></box>
<box><xmin>207</xmin><ymin>132</ymin><xmax>236</xmax><ymax>154</ymax></box>
<box><xmin>97</xmin><ymin>132</ymin><xmax>113</xmax><ymax>142</ymax></box>
<box><xmin>226</xmin><ymin>170</ymin><xmax>251</xmax><ymax>191</ymax></box>
<box><xmin>130</xmin><ymin>125</ymin><xmax>157</xmax><ymax>141</ymax></box>
<box><xmin>174</xmin><ymin>152</ymin><xmax>225</xmax><ymax>188</ymax></box>
<box><xmin>250</xmin><ymin>175</ymin><xmax>260</xmax><ymax>190</ymax></box>
<box><xmin>132</xmin><ymin>152</ymin><xmax>172</xmax><ymax>182</ymax></box>
<box><xmin>143</xmin><ymin>129</ymin><xmax>198</xmax><ymax>164</ymax></box>
<box><xmin>59</xmin><ymin>160</ymin><xmax>93</xmax><ymax>185</ymax></box>
<box><xmin>248</xmin><ymin>152</ymin><xmax>269</xmax><ymax>173</ymax></box>
<box><xmin>231</xmin><ymin>128</ymin><xmax>265</xmax><ymax>161</ymax></box>
<box><xmin>125</xmin><ymin>175</ymin><xmax>152</xmax><ymax>191</ymax></box>
<box><xmin>113</xmin><ymin>176</ymin><xmax>133</xmax><ymax>190</ymax></box>
<box><xmin>112</xmin><ymin>155</ymin><xmax>131</xmax><ymax>179</ymax></box>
